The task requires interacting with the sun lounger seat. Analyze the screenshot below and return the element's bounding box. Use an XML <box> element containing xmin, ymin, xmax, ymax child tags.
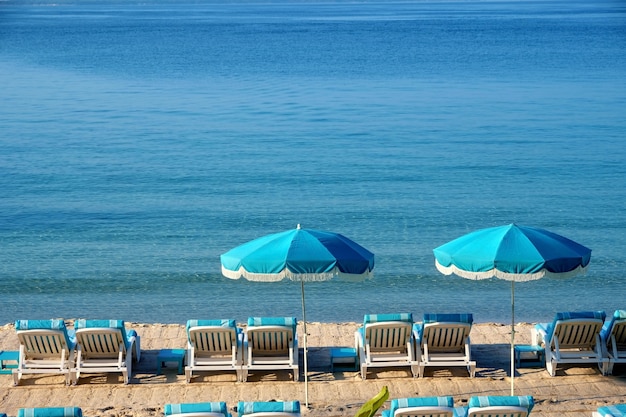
<box><xmin>185</xmin><ymin>319</ymin><xmax>243</xmax><ymax>382</ymax></box>
<box><xmin>600</xmin><ymin>310</ymin><xmax>626</xmax><ymax>375</ymax></box>
<box><xmin>237</xmin><ymin>401</ymin><xmax>301</xmax><ymax>417</ymax></box>
<box><xmin>17</xmin><ymin>407</ymin><xmax>83</xmax><ymax>417</ymax></box>
<box><xmin>355</xmin><ymin>313</ymin><xmax>418</xmax><ymax>379</ymax></box>
<box><xmin>593</xmin><ymin>404</ymin><xmax>626</xmax><ymax>417</ymax></box>
<box><xmin>242</xmin><ymin>317</ymin><xmax>299</xmax><ymax>382</ymax></box>
<box><xmin>532</xmin><ymin>311</ymin><xmax>608</xmax><ymax>376</ymax></box>
<box><xmin>164</xmin><ymin>401</ymin><xmax>231</xmax><ymax>417</ymax></box>
<box><xmin>464</xmin><ymin>396</ymin><xmax>534</xmax><ymax>417</ymax></box>
<box><xmin>73</xmin><ymin>319</ymin><xmax>140</xmax><ymax>384</ymax></box>
<box><xmin>381</xmin><ymin>396</ymin><xmax>462</xmax><ymax>417</ymax></box>
<box><xmin>13</xmin><ymin>319</ymin><xmax>76</xmax><ymax>386</ymax></box>
<box><xmin>414</xmin><ymin>313</ymin><xmax>475</xmax><ymax>377</ymax></box>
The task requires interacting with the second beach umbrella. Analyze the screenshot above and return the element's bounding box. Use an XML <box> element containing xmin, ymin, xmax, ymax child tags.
<box><xmin>433</xmin><ymin>223</ymin><xmax>591</xmax><ymax>394</ymax></box>
<box><xmin>221</xmin><ymin>224</ymin><xmax>375</xmax><ymax>407</ymax></box>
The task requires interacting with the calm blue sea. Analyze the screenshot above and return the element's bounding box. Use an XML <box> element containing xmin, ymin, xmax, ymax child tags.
<box><xmin>1</xmin><ymin>0</ymin><xmax>625</xmax><ymax>326</ymax></box>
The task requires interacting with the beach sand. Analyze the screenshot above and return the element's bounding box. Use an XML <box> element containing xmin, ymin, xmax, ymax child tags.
<box><xmin>1</xmin><ymin>322</ymin><xmax>624</xmax><ymax>417</ymax></box>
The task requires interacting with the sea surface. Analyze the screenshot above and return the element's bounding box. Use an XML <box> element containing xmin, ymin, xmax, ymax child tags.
<box><xmin>1</xmin><ymin>0</ymin><xmax>625</xmax><ymax>326</ymax></box>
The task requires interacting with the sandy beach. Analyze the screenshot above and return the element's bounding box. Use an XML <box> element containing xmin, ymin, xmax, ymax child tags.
<box><xmin>1</xmin><ymin>322</ymin><xmax>624</xmax><ymax>417</ymax></box>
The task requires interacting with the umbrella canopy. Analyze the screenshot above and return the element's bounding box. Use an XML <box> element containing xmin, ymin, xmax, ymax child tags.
<box><xmin>434</xmin><ymin>223</ymin><xmax>591</xmax><ymax>280</ymax></box>
<box><xmin>221</xmin><ymin>224</ymin><xmax>374</xmax><ymax>408</ymax></box>
<box><xmin>221</xmin><ymin>225</ymin><xmax>375</xmax><ymax>281</ymax></box>
<box><xmin>433</xmin><ymin>223</ymin><xmax>591</xmax><ymax>394</ymax></box>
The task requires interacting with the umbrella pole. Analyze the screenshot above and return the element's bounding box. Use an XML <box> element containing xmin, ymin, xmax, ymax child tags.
<box><xmin>511</xmin><ymin>280</ymin><xmax>515</xmax><ymax>395</ymax></box>
<box><xmin>301</xmin><ymin>281</ymin><xmax>309</xmax><ymax>408</ymax></box>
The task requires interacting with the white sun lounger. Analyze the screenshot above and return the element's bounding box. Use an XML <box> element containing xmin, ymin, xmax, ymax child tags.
<box><xmin>185</xmin><ymin>319</ymin><xmax>243</xmax><ymax>382</ymax></box>
<box><xmin>73</xmin><ymin>319</ymin><xmax>140</xmax><ymax>384</ymax></box>
<box><xmin>13</xmin><ymin>319</ymin><xmax>76</xmax><ymax>386</ymax></box>
<box><xmin>355</xmin><ymin>313</ymin><xmax>418</xmax><ymax>379</ymax></box>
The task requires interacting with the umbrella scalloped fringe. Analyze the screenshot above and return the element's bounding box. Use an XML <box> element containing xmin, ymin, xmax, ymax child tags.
<box><xmin>434</xmin><ymin>260</ymin><xmax>589</xmax><ymax>282</ymax></box>
<box><xmin>222</xmin><ymin>265</ymin><xmax>372</xmax><ymax>282</ymax></box>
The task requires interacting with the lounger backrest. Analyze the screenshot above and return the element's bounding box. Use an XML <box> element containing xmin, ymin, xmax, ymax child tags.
<box><xmin>246</xmin><ymin>317</ymin><xmax>296</xmax><ymax>355</ymax></box>
<box><xmin>600</xmin><ymin>310</ymin><xmax>626</xmax><ymax>346</ymax></box>
<box><xmin>164</xmin><ymin>401</ymin><xmax>229</xmax><ymax>417</ymax></box>
<box><xmin>75</xmin><ymin>319</ymin><xmax>135</xmax><ymax>351</ymax></box>
<box><xmin>74</xmin><ymin>320</ymin><xmax>132</xmax><ymax>358</ymax></box>
<box><xmin>467</xmin><ymin>396</ymin><xmax>534</xmax><ymax>417</ymax></box>
<box><xmin>363</xmin><ymin>314</ymin><xmax>413</xmax><ymax>352</ymax></box>
<box><xmin>187</xmin><ymin>320</ymin><xmax>238</xmax><ymax>354</ymax></box>
<box><xmin>596</xmin><ymin>404</ymin><xmax>626</xmax><ymax>417</ymax></box>
<box><xmin>18</xmin><ymin>407</ymin><xmax>83</xmax><ymax>417</ymax></box>
<box><xmin>388</xmin><ymin>396</ymin><xmax>454</xmax><ymax>417</ymax></box>
<box><xmin>237</xmin><ymin>401</ymin><xmax>300</xmax><ymax>417</ymax></box>
<box><xmin>15</xmin><ymin>319</ymin><xmax>75</xmax><ymax>359</ymax></box>
<box><xmin>544</xmin><ymin>311</ymin><xmax>605</xmax><ymax>345</ymax></box>
<box><xmin>420</xmin><ymin>314</ymin><xmax>473</xmax><ymax>353</ymax></box>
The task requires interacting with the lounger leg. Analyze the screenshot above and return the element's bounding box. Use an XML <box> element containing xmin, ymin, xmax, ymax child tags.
<box><xmin>546</xmin><ymin>358</ymin><xmax>557</xmax><ymax>377</ymax></box>
<box><xmin>418</xmin><ymin>364</ymin><xmax>425</xmax><ymax>378</ymax></box>
<box><xmin>70</xmin><ymin>369</ymin><xmax>78</xmax><ymax>385</ymax></box>
<box><xmin>12</xmin><ymin>370</ymin><xmax>20</xmax><ymax>386</ymax></box>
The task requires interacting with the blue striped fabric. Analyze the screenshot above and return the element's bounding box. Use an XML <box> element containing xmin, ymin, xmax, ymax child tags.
<box><xmin>187</xmin><ymin>319</ymin><xmax>236</xmax><ymax>330</ymax></box>
<box><xmin>164</xmin><ymin>401</ymin><xmax>229</xmax><ymax>416</ymax></box>
<box><xmin>385</xmin><ymin>396</ymin><xmax>454</xmax><ymax>417</ymax></box>
<box><xmin>600</xmin><ymin>310</ymin><xmax>626</xmax><ymax>342</ymax></box>
<box><xmin>14</xmin><ymin>319</ymin><xmax>76</xmax><ymax>350</ymax></box>
<box><xmin>15</xmin><ymin>319</ymin><xmax>66</xmax><ymax>331</ymax></box>
<box><xmin>541</xmin><ymin>311</ymin><xmax>606</xmax><ymax>343</ymax></box>
<box><xmin>237</xmin><ymin>401</ymin><xmax>300</xmax><ymax>417</ymax></box>
<box><xmin>467</xmin><ymin>396</ymin><xmax>534</xmax><ymax>412</ymax></box>
<box><xmin>423</xmin><ymin>313</ymin><xmax>473</xmax><ymax>325</ymax></box>
<box><xmin>363</xmin><ymin>313</ymin><xmax>413</xmax><ymax>326</ymax></box>
<box><xmin>18</xmin><ymin>407</ymin><xmax>83</xmax><ymax>417</ymax></box>
<box><xmin>597</xmin><ymin>404</ymin><xmax>626</xmax><ymax>417</ymax></box>
<box><xmin>74</xmin><ymin>319</ymin><xmax>136</xmax><ymax>350</ymax></box>
<box><xmin>247</xmin><ymin>317</ymin><xmax>297</xmax><ymax>334</ymax></box>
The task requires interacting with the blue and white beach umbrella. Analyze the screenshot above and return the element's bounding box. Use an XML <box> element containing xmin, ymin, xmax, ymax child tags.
<box><xmin>221</xmin><ymin>224</ymin><xmax>375</xmax><ymax>407</ymax></box>
<box><xmin>433</xmin><ymin>223</ymin><xmax>591</xmax><ymax>394</ymax></box>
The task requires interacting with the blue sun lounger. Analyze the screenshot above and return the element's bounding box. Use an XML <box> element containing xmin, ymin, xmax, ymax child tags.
<box><xmin>463</xmin><ymin>396</ymin><xmax>534</xmax><ymax>417</ymax></box>
<box><xmin>600</xmin><ymin>310</ymin><xmax>626</xmax><ymax>375</ymax></box>
<box><xmin>382</xmin><ymin>396</ymin><xmax>463</xmax><ymax>417</ymax></box>
<box><xmin>593</xmin><ymin>404</ymin><xmax>626</xmax><ymax>417</ymax></box>
<box><xmin>237</xmin><ymin>401</ymin><xmax>301</xmax><ymax>417</ymax></box>
<box><xmin>18</xmin><ymin>407</ymin><xmax>83</xmax><ymax>417</ymax></box>
<box><xmin>164</xmin><ymin>401</ymin><xmax>231</xmax><ymax>417</ymax></box>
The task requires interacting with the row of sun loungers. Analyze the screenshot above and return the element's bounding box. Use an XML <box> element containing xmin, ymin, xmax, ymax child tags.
<box><xmin>5</xmin><ymin>399</ymin><xmax>626</xmax><ymax>417</ymax></box>
<box><xmin>9</xmin><ymin>310</ymin><xmax>626</xmax><ymax>386</ymax></box>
